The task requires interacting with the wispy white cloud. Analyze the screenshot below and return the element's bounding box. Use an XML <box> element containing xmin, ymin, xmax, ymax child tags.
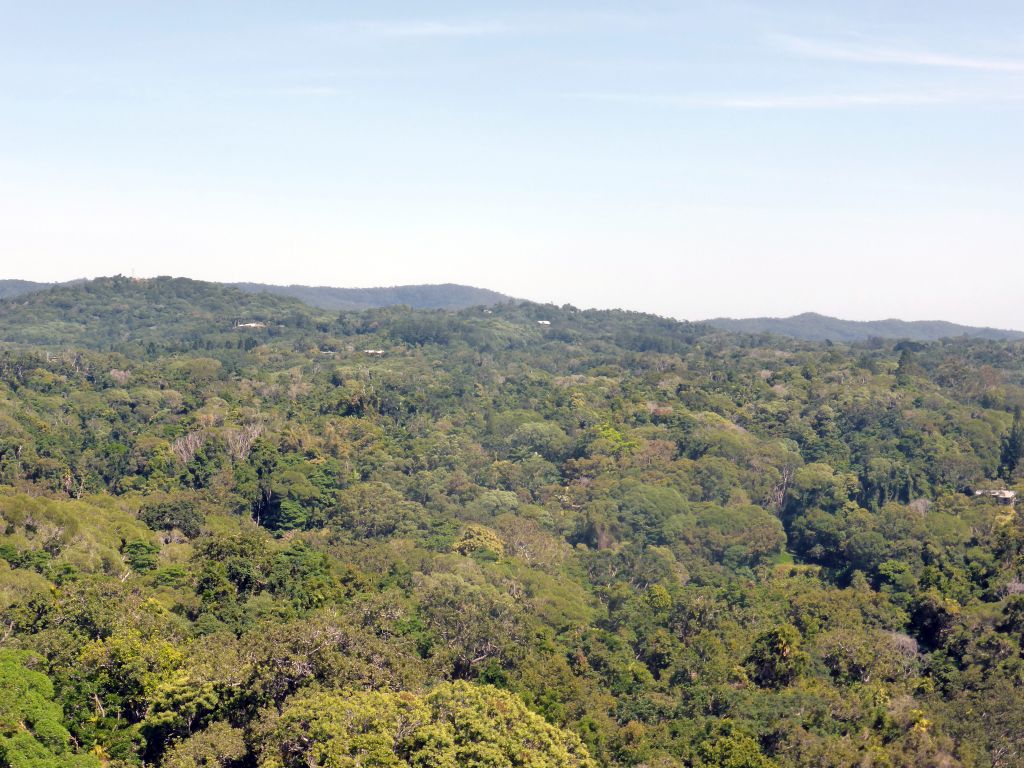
<box><xmin>777</xmin><ymin>35</ymin><xmax>1024</xmax><ymax>73</ymax></box>
<box><xmin>575</xmin><ymin>90</ymin><xmax>1020</xmax><ymax>110</ymax></box>
<box><xmin>279</xmin><ymin>85</ymin><xmax>340</xmax><ymax>96</ymax></box>
<box><xmin>698</xmin><ymin>92</ymin><xmax>984</xmax><ymax>109</ymax></box>
<box><xmin>337</xmin><ymin>20</ymin><xmax>512</xmax><ymax>39</ymax></box>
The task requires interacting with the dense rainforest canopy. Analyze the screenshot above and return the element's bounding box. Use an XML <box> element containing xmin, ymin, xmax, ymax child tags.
<box><xmin>0</xmin><ymin>278</ymin><xmax>513</xmax><ymax>313</ymax></box>
<box><xmin>1</xmin><ymin>276</ymin><xmax>1023</xmax><ymax>768</ymax></box>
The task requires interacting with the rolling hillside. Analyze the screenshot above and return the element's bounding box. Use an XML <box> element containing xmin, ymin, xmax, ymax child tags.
<box><xmin>230</xmin><ymin>281</ymin><xmax>513</xmax><ymax>310</ymax></box>
<box><xmin>0</xmin><ymin>276</ymin><xmax>321</xmax><ymax>349</ymax></box>
<box><xmin>2</xmin><ymin>273</ymin><xmax>1024</xmax><ymax>766</ymax></box>
<box><xmin>707</xmin><ymin>311</ymin><xmax>1024</xmax><ymax>342</ymax></box>
<box><xmin>0</xmin><ymin>278</ymin><xmax>54</xmax><ymax>299</ymax></box>
<box><xmin>0</xmin><ymin>278</ymin><xmax>512</xmax><ymax>312</ymax></box>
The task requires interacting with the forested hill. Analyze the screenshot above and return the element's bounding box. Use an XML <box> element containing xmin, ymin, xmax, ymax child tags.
<box><xmin>707</xmin><ymin>311</ymin><xmax>1024</xmax><ymax>342</ymax></box>
<box><xmin>2</xmin><ymin>276</ymin><xmax>1024</xmax><ymax>767</ymax></box>
<box><xmin>6</xmin><ymin>278</ymin><xmax>1018</xmax><ymax>340</ymax></box>
<box><xmin>0</xmin><ymin>278</ymin><xmax>55</xmax><ymax>299</ymax></box>
<box><xmin>0</xmin><ymin>277</ymin><xmax>512</xmax><ymax>311</ymax></box>
<box><xmin>0</xmin><ymin>276</ymin><xmax>321</xmax><ymax>349</ymax></box>
<box><xmin>230</xmin><ymin>281</ymin><xmax>513</xmax><ymax>310</ymax></box>
<box><xmin>0</xmin><ymin>276</ymin><xmax>697</xmax><ymax>353</ymax></box>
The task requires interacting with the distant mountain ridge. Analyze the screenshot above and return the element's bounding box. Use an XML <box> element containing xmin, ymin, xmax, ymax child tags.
<box><xmin>0</xmin><ymin>279</ymin><xmax>55</xmax><ymax>299</ymax></box>
<box><xmin>0</xmin><ymin>276</ymin><xmax>318</xmax><ymax>349</ymax></box>
<box><xmin>0</xmin><ymin>276</ymin><xmax>707</xmax><ymax>354</ymax></box>
<box><xmin>3</xmin><ymin>280</ymin><xmax>1020</xmax><ymax>342</ymax></box>
<box><xmin>707</xmin><ymin>312</ymin><xmax>1024</xmax><ymax>343</ymax></box>
<box><xmin>229</xmin><ymin>282</ymin><xmax>512</xmax><ymax>310</ymax></box>
<box><xmin>0</xmin><ymin>278</ymin><xmax>512</xmax><ymax>311</ymax></box>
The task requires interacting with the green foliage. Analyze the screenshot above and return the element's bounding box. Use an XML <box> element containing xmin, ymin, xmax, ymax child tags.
<box><xmin>745</xmin><ymin>625</ymin><xmax>808</xmax><ymax>689</ymax></box>
<box><xmin>1</xmin><ymin>278</ymin><xmax>1023</xmax><ymax>767</ymax></box>
<box><xmin>160</xmin><ymin>722</ymin><xmax>245</xmax><ymax>768</ymax></box>
<box><xmin>140</xmin><ymin>498</ymin><xmax>205</xmax><ymax>539</ymax></box>
<box><xmin>257</xmin><ymin>681</ymin><xmax>597</xmax><ymax>768</ymax></box>
<box><xmin>999</xmin><ymin>407</ymin><xmax>1024</xmax><ymax>481</ymax></box>
<box><xmin>0</xmin><ymin>276</ymin><xmax>319</xmax><ymax>353</ymax></box>
<box><xmin>695</xmin><ymin>722</ymin><xmax>778</xmax><ymax>768</ymax></box>
<box><xmin>707</xmin><ymin>312</ymin><xmax>1024</xmax><ymax>343</ymax></box>
<box><xmin>121</xmin><ymin>540</ymin><xmax>160</xmax><ymax>573</ymax></box>
<box><xmin>0</xmin><ymin>650</ymin><xmax>100</xmax><ymax>768</ymax></box>
<box><xmin>231</xmin><ymin>281</ymin><xmax>511</xmax><ymax>311</ymax></box>
<box><xmin>454</xmin><ymin>524</ymin><xmax>505</xmax><ymax>558</ymax></box>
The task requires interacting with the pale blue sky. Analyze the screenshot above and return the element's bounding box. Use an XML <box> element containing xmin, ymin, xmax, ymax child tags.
<box><xmin>1</xmin><ymin>1</ymin><xmax>1022</xmax><ymax>326</ymax></box>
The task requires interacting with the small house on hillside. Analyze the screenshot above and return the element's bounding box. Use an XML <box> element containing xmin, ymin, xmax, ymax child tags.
<box><xmin>974</xmin><ymin>489</ymin><xmax>1017</xmax><ymax>505</ymax></box>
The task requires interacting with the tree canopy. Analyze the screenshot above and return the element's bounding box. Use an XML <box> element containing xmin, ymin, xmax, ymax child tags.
<box><xmin>1</xmin><ymin>277</ymin><xmax>1023</xmax><ymax>767</ymax></box>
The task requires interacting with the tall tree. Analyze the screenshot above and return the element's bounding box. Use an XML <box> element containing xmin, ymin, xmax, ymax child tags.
<box><xmin>999</xmin><ymin>406</ymin><xmax>1024</xmax><ymax>482</ymax></box>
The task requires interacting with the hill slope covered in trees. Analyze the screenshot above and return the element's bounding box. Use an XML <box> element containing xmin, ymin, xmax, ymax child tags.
<box><xmin>0</xmin><ymin>278</ymin><xmax>56</xmax><ymax>299</ymax></box>
<box><xmin>1</xmin><ymin>277</ymin><xmax>1023</xmax><ymax>767</ymax></box>
<box><xmin>230</xmin><ymin>281</ymin><xmax>513</xmax><ymax>310</ymax></box>
<box><xmin>0</xmin><ymin>277</ymin><xmax>512</xmax><ymax>313</ymax></box>
<box><xmin>707</xmin><ymin>311</ymin><xmax>1024</xmax><ymax>342</ymax></box>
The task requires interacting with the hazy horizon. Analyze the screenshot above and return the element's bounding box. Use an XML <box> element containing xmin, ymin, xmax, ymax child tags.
<box><xmin>2</xmin><ymin>1</ymin><xmax>1023</xmax><ymax>327</ymax></box>
<box><xmin>3</xmin><ymin>273</ymin><xmax>1023</xmax><ymax>331</ymax></box>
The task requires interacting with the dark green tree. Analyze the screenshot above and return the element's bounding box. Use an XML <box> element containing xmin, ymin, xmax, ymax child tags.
<box><xmin>745</xmin><ymin>624</ymin><xmax>807</xmax><ymax>689</ymax></box>
<box><xmin>0</xmin><ymin>650</ymin><xmax>100</xmax><ymax>768</ymax></box>
<box><xmin>999</xmin><ymin>406</ymin><xmax>1024</xmax><ymax>482</ymax></box>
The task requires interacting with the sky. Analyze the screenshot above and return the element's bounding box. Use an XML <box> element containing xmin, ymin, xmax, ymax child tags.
<box><xmin>1</xmin><ymin>1</ymin><xmax>1022</xmax><ymax>327</ymax></box>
